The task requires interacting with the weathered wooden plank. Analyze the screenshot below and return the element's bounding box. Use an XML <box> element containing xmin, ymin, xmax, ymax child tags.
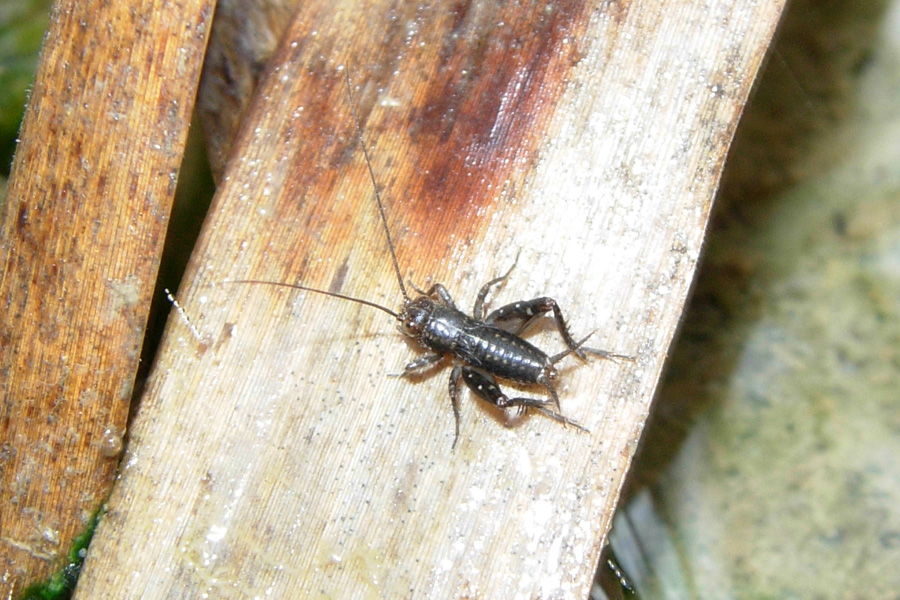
<box><xmin>76</xmin><ymin>0</ymin><xmax>784</xmax><ymax>597</ymax></box>
<box><xmin>0</xmin><ymin>0</ymin><xmax>214</xmax><ymax>594</ymax></box>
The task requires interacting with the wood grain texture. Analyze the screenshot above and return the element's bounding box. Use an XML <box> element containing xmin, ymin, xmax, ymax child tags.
<box><xmin>0</xmin><ymin>0</ymin><xmax>213</xmax><ymax>594</ymax></box>
<box><xmin>77</xmin><ymin>0</ymin><xmax>784</xmax><ymax>597</ymax></box>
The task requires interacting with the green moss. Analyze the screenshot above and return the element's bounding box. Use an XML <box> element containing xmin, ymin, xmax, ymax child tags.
<box><xmin>19</xmin><ymin>507</ymin><xmax>104</xmax><ymax>600</ymax></box>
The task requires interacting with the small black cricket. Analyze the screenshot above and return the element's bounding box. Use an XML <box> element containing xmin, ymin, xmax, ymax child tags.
<box><xmin>234</xmin><ymin>70</ymin><xmax>630</xmax><ymax>448</ymax></box>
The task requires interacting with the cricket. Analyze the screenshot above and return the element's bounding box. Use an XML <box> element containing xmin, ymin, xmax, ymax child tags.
<box><xmin>233</xmin><ymin>69</ymin><xmax>631</xmax><ymax>448</ymax></box>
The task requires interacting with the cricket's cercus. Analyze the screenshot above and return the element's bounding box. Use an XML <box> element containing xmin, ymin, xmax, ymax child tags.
<box><xmin>231</xmin><ymin>69</ymin><xmax>633</xmax><ymax>449</ymax></box>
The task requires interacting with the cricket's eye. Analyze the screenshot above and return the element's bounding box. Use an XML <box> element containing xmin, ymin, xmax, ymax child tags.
<box><xmin>400</xmin><ymin>310</ymin><xmax>425</xmax><ymax>335</ymax></box>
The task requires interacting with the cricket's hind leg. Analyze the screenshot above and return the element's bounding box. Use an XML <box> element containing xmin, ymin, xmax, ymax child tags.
<box><xmin>486</xmin><ymin>297</ymin><xmax>632</xmax><ymax>362</ymax></box>
<box><xmin>460</xmin><ymin>367</ymin><xmax>588</xmax><ymax>434</ymax></box>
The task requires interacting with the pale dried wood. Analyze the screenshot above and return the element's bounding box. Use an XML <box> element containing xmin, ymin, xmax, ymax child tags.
<box><xmin>77</xmin><ymin>1</ymin><xmax>785</xmax><ymax>598</ymax></box>
<box><xmin>0</xmin><ymin>0</ymin><xmax>213</xmax><ymax>595</ymax></box>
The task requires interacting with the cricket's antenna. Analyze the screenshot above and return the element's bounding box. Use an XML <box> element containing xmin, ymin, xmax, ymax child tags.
<box><xmin>344</xmin><ymin>69</ymin><xmax>410</xmax><ymax>303</ymax></box>
<box><xmin>227</xmin><ymin>279</ymin><xmax>399</xmax><ymax>318</ymax></box>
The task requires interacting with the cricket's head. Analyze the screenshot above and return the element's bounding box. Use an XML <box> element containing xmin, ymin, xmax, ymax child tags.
<box><xmin>397</xmin><ymin>295</ymin><xmax>435</xmax><ymax>338</ymax></box>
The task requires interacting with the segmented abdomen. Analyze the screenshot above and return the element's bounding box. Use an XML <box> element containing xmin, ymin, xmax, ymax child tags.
<box><xmin>419</xmin><ymin>305</ymin><xmax>549</xmax><ymax>384</ymax></box>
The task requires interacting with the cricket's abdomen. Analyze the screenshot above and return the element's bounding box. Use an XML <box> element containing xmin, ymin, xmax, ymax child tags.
<box><xmin>419</xmin><ymin>304</ymin><xmax>550</xmax><ymax>384</ymax></box>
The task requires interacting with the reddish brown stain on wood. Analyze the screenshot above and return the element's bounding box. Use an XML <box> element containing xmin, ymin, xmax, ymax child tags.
<box><xmin>220</xmin><ymin>2</ymin><xmax>605</xmax><ymax>293</ymax></box>
<box><xmin>401</xmin><ymin>3</ymin><xmax>594</xmax><ymax>254</ymax></box>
